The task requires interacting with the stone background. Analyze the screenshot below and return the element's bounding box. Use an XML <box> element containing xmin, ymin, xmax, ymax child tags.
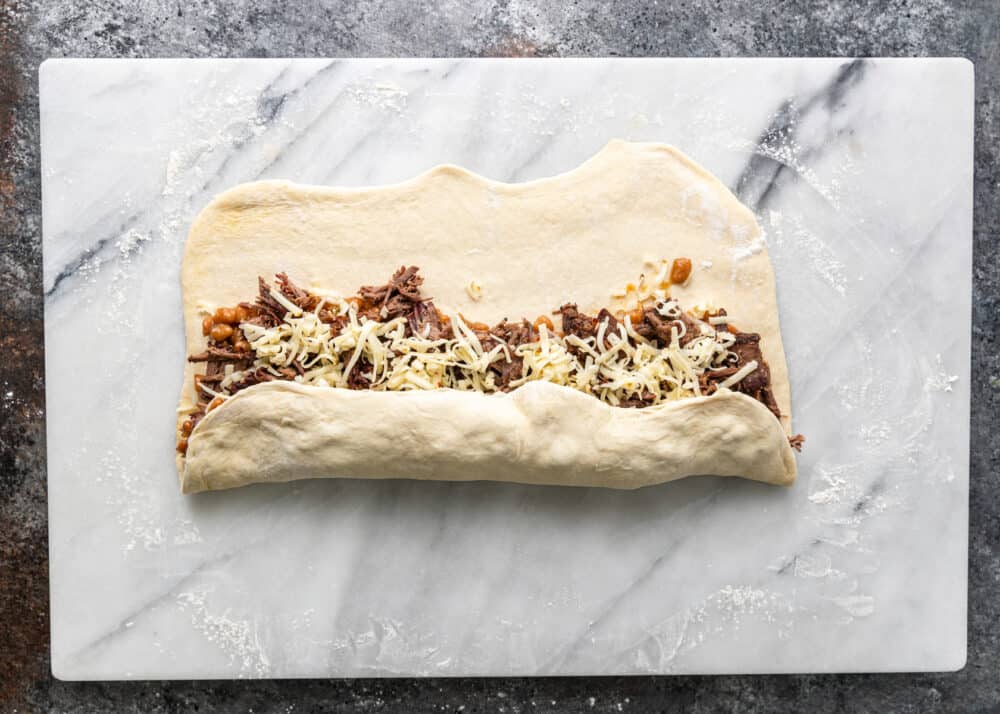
<box><xmin>1</xmin><ymin>1</ymin><xmax>997</xmax><ymax>711</ymax></box>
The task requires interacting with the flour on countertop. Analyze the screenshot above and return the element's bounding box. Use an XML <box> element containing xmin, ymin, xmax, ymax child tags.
<box><xmin>808</xmin><ymin>473</ymin><xmax>851</xmax><ymax>505</ymax></box>
<box><xmin>833</xmin><ymin>594</ymin><xmax>875</xmax><ymax>619</ymax></box>
<box><xmin>925</xmin><ymin>353</ymin><xmax>959</xmax><ymax>392</ymax></box>
<box><xmin>792</xmin><ymin>553</ymin><xmax>842</xmax><ymax>580</ymax></box>
<box><xmin>836</xmin><ymin>335</ymin><xmax>877</xmax><ymax>412</ymax></box>
<box><xmin>348</xmin><ymin>80</ymin><xmax>409</xmax><ymax>112</ymax></box>
<box><xmin>730</xmin><ymin>132</ymin><xmax>845</xmax><ymax>210</ymax></box>
<box><xmin>623</xmin><ymin>585</ymin><xmax>796</xmax><ymax>672</ymax></box>
<box><xmin>767</xmin><ymin>210</ymin><xmax>847</xmax><ymax>297</ymax></box>
<box><xmin>177</xmin><ymin>589</ymin><xmax>271</xmax><ymax>677</ymax></box>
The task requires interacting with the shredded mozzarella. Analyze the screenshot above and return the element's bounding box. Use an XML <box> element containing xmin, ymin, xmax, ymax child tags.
<box><xmin>218</xmin><ymin>285</ymin><xmax>760</xmax><ymax>406</ymax></box>
<box><xmin>717</xmin><ymin>360</ymin><xmax>759</xmax><ymax>389</ymax></box>
<box><xmin>269</xmin><ymin>288</ymin><xmax>303</xmax><ymax>316</ymax></box>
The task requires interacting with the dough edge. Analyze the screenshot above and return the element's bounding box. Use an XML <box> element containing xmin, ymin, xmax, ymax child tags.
<box><xmin>181</xmin><ymin>380</ymin><xmax>796</xmax><ymax>494</ymax></box>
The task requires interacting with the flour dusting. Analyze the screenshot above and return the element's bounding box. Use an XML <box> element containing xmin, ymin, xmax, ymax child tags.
<box><xmin>623</xmin><ymin>585</ymin><xmax>796</xmax><ymax>672</ymax></box>
<box><xmin>925</xmin><ymin>353</ymin><xmax>959</xmax><ymax>392</ymax></box>
<box><xmin>348</xmin><ymin>80</ymin><xmax>409</xmax><ymax>112</ymax></box>
<box><xmin>768</xmin><ymin>210</ymin><xmax>848</xmax><ymax>296</ymax></box>
<box><xmin>177</xmin><ymin>589</ymin><xmax>271</xmax><ymax>677</ymax></box>
<box><xmin>832</xmin><ymin>594</ymin><xmax>875</xmax><ymax>618</ymax></box>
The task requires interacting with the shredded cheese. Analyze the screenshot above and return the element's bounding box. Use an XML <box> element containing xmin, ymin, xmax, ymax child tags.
<box><xmin>717</xmin><ymin>360</ymin><xmax>759</xmax><ymax>389</ymax></box>
<box><xmin>197</xmin><ymin>382</ymin><xmax>229</xmax><ymax>400</ymax></box>
<box><xmin>269</xmin><ymin>288</ymin><xmax>303</xmax><ymax>317</ymax></box>
<box><xmin>219</xmin><ymin>287</ymin><xmax>759</xmax><ymax>407</ymax></box>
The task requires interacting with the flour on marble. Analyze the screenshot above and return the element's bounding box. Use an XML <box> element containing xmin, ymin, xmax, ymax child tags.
<box><xmin>622</xmin><ymin>585</ymin><xmax>796</xmax><ymax>672</ymax></box>
<box><xmin>766</xmin><ymin>210</ymin><xmax>847</xmax><ymax>297</ymax></box>
<box><xmin>817</xmin><ymin>529</ymin><xmax>860</xmax><ymax>548</ymax></box>
<box><xmin>793</xmin><ymin>553</ymin><xmax>842</xmax><ymax>580</ymax></box>
<box><xmin>832</xmin><ymin>593</ymin><xmax>875</xmax><ymax>619</ymax></box>
<box><xmin>347</xmin><ymin>79</ymin><xmax>408</xmax><ymax>112</ymax></box>
<box><xmin>807</xmin><ymin>464</ymin><xmax>855</xmax><ymax>506</ymax></box>
<box><xmin>95</xmin><ymin>217</ymin><xmax>201</xmax><ymax>552</ymax></box>
<box><xmin>95</xmin><ymin>78</ymin><xmax>297</xmax><ymax>556</ymax></box>
<box><xmin>177</xmin><ymin>589</ymin><xmax>272</xmax><ymax>677</ymax></box>
<box><xmin>836</xmin><ymin>335</ymin><xmax>878</xmax><ymax>413</ymax></box>
<box><xmin>160</xmin><ymin>86</ymin><xmax>270</xmax><ymax>202</ymax></box>
<box><xmin>925</xmin><ymin>353</ymin><xmax>959</xmax><ymax>393</ymax></box>
<box><xmin>730</xmin><ymin>130</ymin><xmax>845</xmax><ymax>210</ymax></box>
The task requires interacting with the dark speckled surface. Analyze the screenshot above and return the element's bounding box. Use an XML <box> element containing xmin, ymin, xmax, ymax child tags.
<box><xmin>1</xmin><ymin>1</ymin><xmax>998</xmax><ymax>711</ymax></box>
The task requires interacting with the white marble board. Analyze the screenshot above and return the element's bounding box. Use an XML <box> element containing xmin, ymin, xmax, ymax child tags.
<box><xmin>41</xmin><ymin>58</ymin><xmax>972</xmax><ymax>679</ymax></box>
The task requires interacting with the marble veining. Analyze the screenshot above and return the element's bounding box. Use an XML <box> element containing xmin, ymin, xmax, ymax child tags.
<box><xmin>41</xmin><ymin>58</ymin><xmax>972</xmax><ymax>678</ymax></box>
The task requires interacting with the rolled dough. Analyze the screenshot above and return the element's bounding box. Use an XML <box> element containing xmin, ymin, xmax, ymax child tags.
<box><xmin>177</xmin><ymin>140</ymin><xmax>796</xmax><ymax>493</ymax></box>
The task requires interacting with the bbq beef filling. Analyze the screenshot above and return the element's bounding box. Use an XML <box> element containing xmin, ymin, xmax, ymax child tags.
<box><xmin>178</xmin><ymin>266</ymin><xmax>803</xmax><ymax>454</ymax></box>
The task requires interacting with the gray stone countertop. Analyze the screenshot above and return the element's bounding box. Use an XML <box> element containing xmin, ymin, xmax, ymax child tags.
<box><xmin>1</xmin><ymin>1</ymin><xmax>997</xmax><ymax>711</ymax></box>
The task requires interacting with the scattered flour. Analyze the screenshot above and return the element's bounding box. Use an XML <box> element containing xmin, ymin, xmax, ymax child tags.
<box><xmin>769</xmin><ymin>210</ymin><xmax>848</xmax><ymax>297</ymax></box>
<box><xmin>925</xmin><ymin>353</ymin><xmax>959</xmax><ymax>393</ymax></box>
<box><xmin>623</xmin><ymin>585</ymin><xmax>797</xmax><ymax>672</ymax></box>
<box><xmin>347</xmin><ymin>80</ymin><xmax>409</xmax><ymax>112</ymax></box>
<box><xmin>730</xmin><ymin>236</ymin><xmax>765</xmax><ymax>262</ymax></box>
<box><xmin>832</xmin><ymin>593</ymin><xmax>875</xmax><ymax>620</ymax></box>
<box><xmin>729</xmin><ymin>127</ymin><xmax>845</xmax><ymax>209</ymax></box>
<box><xmin>176</xmin><ymin>589</ymin><xmax>271</xmax><ymax>677</ymax></box>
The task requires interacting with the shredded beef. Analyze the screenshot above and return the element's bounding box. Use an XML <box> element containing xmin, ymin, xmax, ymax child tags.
<box><xmin>559</xmin><ymin>303</ymin><xmax>598</xmax><ymax>340</ymax></box>
<box><xmin>391</xmin><ymin>266</ymin><xmax>424</xmax><ymax>301</ymax></box>
<box><xmin>731</xmin><ymin>333</ymin><xmax>769</xmax><ymax>393</ymax></box>
<box><xmin>229</xmin><ymin>367</ymin><xmax>275</xmax><ymax>392</ymax></box>
<box><xmin>727</xmin><ymin>332</ymin><xmax>780</xmax><ymax>418</ymax></box>
<box><xmin>633</xmin><ymin>310</ymin><xmax>658</xmax><ymax>341</ymax></box>
<box><xmin>384</xmin><ymin>294</ymin><xmax>414</xmax><ymax>319</ymax></box>
<box><xmin>491</xmin><ymin>318</ymin><xmax>535</xmax><ymax>347</ymax></box>
<box><xmin>558</xmin><ymin>305</ymin><xmax>622</xmax><ymax>348</ymax></box>
<box><xmin>698</xmin><ymin>366</ymin><xmax>736</xmax><ymax>396</ymax></box>
<box><xmin>619</xmin><ymin>391</ymin><xmax>656</xmax><ymax>408</ymax></box>
<box><xmin>346</xmin><ymin>359</ymin><xmax>372</xmax><ymax>389</ymax></box>
<box><xmin>205</xmin><ymin>360</ymin><xmax>226</xmax><ymax>379</ymax></box>
<box><xmin>596</xmin><ymin>309</ymin><xmax>620</xmax><ymax>347</ymax></box>
<box><xmin>487</xmin><ymin>319</ymin><xmax>536</xmax><ymax>389</ymax></box>
<box><xmin>789</xmin><ymin>434</ymin><xmax>805</xmax><ymax>452</ymax></box>
<box><xmin>408</xmin><ymin>300</ymin><xmax>451</xmax><ymax>340</ymax></box>
<box><xmin>276</xmin><ymin>272</ymin><xmax>317</xmax><ymax>310</ymax></box>
<box><xmin>635</xmin><ymin>307</ymin><xmax>710</xmax><ymax>348</ymax></box>
<box><xmin>188</xmin><ymin>346</ymin><xmax>246</xmax><ymax>362</ymax></box>
<box><xmin>360</xmin><ymin>265</ymin><xmax>424</xmax><ymax>306</ymax></box>
<box><xmin>476</xmin><ymin>330</ymin><xmax>498</xmax><ymax>353</ymax></box>
<box><xmin>640</xmin><ymin>309</ymin><xmax>671</xmax><ymax>344</ymax></box>
<box><xmin>674</xmin><ymin>312</ymin><xmax>704</xmax><ymax>347</ymax></box>
<box><xmin>359</xmin><ymin>265</ymin><xmax>432</xmax><ymax>324</ymax></box>
<box><xmin>253</xmin><ymin>276</ymin><xmax>287</xmax><ymax>326</ymax></box>
<box><xmin>490</xmin><ymin>357</ymin><xmax>523</xmax><ymax>390</ymax></box>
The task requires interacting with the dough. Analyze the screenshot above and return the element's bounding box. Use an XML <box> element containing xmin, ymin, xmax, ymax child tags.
<box><xmin>177</xmin><ymin>140</ymin><xmax>796</xmax><ymax>493</ymax></box>
<box><xmin>182</xmin><ymin>381</ymin><xmax>795</xmax><ymax>494</ymax></box>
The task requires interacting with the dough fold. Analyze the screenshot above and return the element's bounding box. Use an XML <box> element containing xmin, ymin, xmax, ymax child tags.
<box><xmin>182</xmin><ymin>381</ymin><xmax>795</xmax><ymax>494</ymax></box>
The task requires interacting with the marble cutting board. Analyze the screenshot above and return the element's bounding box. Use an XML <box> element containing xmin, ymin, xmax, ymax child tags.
<box><xmin>41</xmin><ymin>58</ymin><xmax>972</xmax><ymax>679</ymax></box>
